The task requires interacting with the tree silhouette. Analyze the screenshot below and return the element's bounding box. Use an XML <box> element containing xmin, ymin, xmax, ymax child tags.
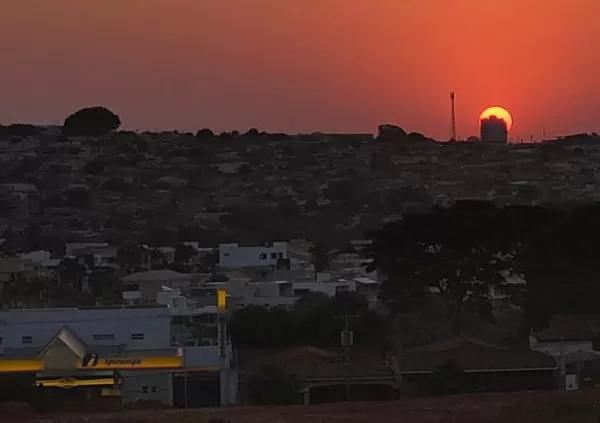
<box><xmin>195</xmin><ymin>128</ymin><xmax>214</xmax><ymax>139</ymax></box>
<box><xmin>512</xmin><ymin>203</ymin><xmax>600</xmax><ymax>327</ymax></box>
<box><xmin>174</xmin><ymin>243</ymin><xmax>196</xmax><ymax>271</ymax></box>
<box><xmin>229</xmin><ymin>293</ymin><xmax>382</xmax><ymax>348</ymax></box>
<box><xmin>246</xmin><ymin>365</ymin><xmax>301</xmax><ymax>405</ymax></box>
<box><xmin>62</xmin><ymin>106</ymin><xmax>121</xmax><ymax>137</ymax></box>
<box><xmin>88</xmin><ymin>269</ymin><xmax>123</xmax><ymax>305</ymax></box>
<box><xmin>308</xmin><ymin>242</ymin><xmax>336</xmax><ymax>279</ymax></box>
<box><xmin>117</xmin><ymin>242</ymin><xmax>144</xmax><ymax>274</ymax></box>
<box><xmin>365</xmin><ymin>200</ymin><xmax>513</xmax><ymax>335</ymax></box>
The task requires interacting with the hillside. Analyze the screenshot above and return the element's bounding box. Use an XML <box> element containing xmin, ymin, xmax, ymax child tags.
<box><xmin>1</xmin><ymin>127</ymin><xmax>599</xmax><ymax>246</ymax></box>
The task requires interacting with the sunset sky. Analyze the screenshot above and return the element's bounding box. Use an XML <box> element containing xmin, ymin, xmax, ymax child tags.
<box><xmin>1</xmin><ymin>0</ymin><xmax>598</xmax><ymax>140</ymax></box>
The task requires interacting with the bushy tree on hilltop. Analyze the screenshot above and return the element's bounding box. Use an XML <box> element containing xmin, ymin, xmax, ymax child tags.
<box><xmin>62</xmin><ymin>106</ymin><xmax>121</xmax><ymax>137</ymax></box>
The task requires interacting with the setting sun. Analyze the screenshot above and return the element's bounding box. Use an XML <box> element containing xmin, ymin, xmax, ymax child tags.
<box><xmin>480</xmin><ymin>107</ymin><xmax>513</xmax><ymax>132</ymax></box>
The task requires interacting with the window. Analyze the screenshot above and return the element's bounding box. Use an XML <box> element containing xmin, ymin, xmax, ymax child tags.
<box><xmin>131</xmin><ymin>333</ymin><xmax>144</xmax><ymax>341</ymax></box>
<box><xmin>259</xmin><ymin>253</ymin><xmax>267</xmax><ymax>260</ymax></box>
<box><xmin>21</xmin><ymin>336</ymin><xmax>32</xmax><ymax>344</ymax></box>
<box><xmin>93</xmin><ymin>334</ymin><xmax>115</xmax><ymax>341</ymax></box>
<box><xmin>151</xmin><ymin>386</ymin><xmax>157</xmax><ymax>393</ymax></box>
<box><xmin>277</xmin><ymin>252</ymin><xmax>283</xmax><ymax>259</ymax></box>
<box><xmin>0</xmin><ymin>337</ymin><xmax>3</xmax><ymax>344</ymax></box>
<box><xmin>270</xmin><ymin>253</ymin><xmax>277</xmax><ymax>259</ymax></box>
<box><xmin>141</xmin><ymin>386</ymin><xmax>148</xmax><ymax>394</ymax></box>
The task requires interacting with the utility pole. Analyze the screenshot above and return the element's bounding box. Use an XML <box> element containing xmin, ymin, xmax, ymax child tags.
<box><xmin>339</xmin><ymin>303</ymin><xmax>358</xmax><ymax>402</ymax></box>
<box><xmin>342</xmin><ymin>305</ymin><xmax>351</xmax><ymax>402</ymax></box>
<box><xmin>450</xmin><ymin>92</ymin><xmax>457</xmax><ymax>141</ymax></box>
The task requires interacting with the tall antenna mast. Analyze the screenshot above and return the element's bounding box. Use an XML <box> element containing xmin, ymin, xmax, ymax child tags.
<box><xmin>450</xmin><ymin>92</ymin><xmax>457</xmax><ymax>141</ymax></box>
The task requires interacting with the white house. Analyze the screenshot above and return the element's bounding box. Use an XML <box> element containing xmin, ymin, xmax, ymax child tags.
<box><xmin>210</xmin><ymin>274</ymin><xmax>378</xmax><ymax>309</ymax></box>
<box><xmin>121</xmin><ymin>269</ymin><xmax>193</xmax><ymax>304</ymax></box>
<box><xmin>529</xmin><ymin>314</ymin><xmax>600</xmax><ymax>390</ymax></box>
<box><xmin>218</xmin><ymin>242</ymin><xmax>288</xmax><ymax>269</ymax></box>
<box><xmin>156</xmin><ymin>287</ymin><xmax>220</xmax><ymax>346</ymax></box>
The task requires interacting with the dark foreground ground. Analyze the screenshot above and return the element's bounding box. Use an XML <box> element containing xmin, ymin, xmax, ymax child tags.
<box><xmin>3</xmin><ymin>390</ymin><xmax>600</xmax><ymax>423</ymax></box>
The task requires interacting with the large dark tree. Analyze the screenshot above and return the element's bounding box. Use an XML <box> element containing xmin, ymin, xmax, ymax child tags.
<box><xmin>62</xmin><ymin>106</ymin><xmax>121</xmax><ymax>137</ymax></box>
<box><xmin>513</xmin><ymin>203</ymin><xmax>600</xmax><ymax>327</ymax></box>
<box><xmin>228</xmin><ymin>292</ymin><xmax>384</xmax><ymax>348</ymax></box>
<box><xmin>365</xmin><ymin>200</ymin><xmax>513</xmax><ymax>335</ymax></box>
<box><xmin>308</xmin><ymin>242</ymin><xmax>336</xmax><ymax>279</ymax></box>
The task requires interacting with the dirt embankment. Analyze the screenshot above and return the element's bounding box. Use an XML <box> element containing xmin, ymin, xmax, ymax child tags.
<box><xmin>4</xmin><ymin>390</ymin><xmax>600</xmax><ymax>423</ymax></box>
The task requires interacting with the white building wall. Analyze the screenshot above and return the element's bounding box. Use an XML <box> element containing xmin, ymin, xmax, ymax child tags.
<box><xmin>218</xmin><ymin>242</ymin><xmax>287</xmax><ymax>268</ymax></box>
<box><xmin>0</xmin><ymin>307</ymin><xmax>172</xmax><ymax>352</ymax></box>
<box><xmin>120</xmin><ymin>370</ymin><xmax>172</xmax><ymax>404</ymax></box>
<box><xmin>19</xmin><ymin>251</ymin><xmax>51</xmax><ymax>264</ymax></box>
<box><xmin>65</xmin><ymin>243</ymin><xmax>109</xmax><ymax>256</ymax></box>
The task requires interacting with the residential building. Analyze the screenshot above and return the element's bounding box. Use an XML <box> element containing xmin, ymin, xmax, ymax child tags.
<box><xmin>156</xmin><ymin>288</ymin><xmax>220</xmax><ymax>347</ymax></box>
<box><xmin>199</xmin><ymin>274</ymin><xmax>379</xmax><ymax>309</ymax></box>
<box><xmin>218</xmin><ymin>242</ymin><xmax>288</xmax><ymax>269</ymax></box>
<box><xmin>19</xmin><ymin>251</ymin><xmax>51</xmax><ymax>264</ymax></box>
<box><xmin>0</xmin><ymin>305</ymin><xmax>236</xmax><ymax>407</ymax></box>
<box><xmin>0</xmin><ymin>257</ymin><xmax>50</xmax><ymax>283</ymax></box>
<box><xmin>292</xmin><ymin>274</ymin><xmax>356</xmax><ymax>296</ymax></box>
<box><xmin>121</xmin><ymin>269</ymin><xmax>193</xmax><ymax>304</ymax></box>
<box><xmin>530</xmin><ymin>314</ymin><xmax>600</xmax><ymax>390</ymax></box>
<box><xmin>239</xmin><ymin>339</ymin><xmax>556</xmax><ymax>404</ymax></box>
<box><xmin>65</xmin><ymin>243</ymin><xmax>119</xmax><ymax>269</ymax></box>
<box><xmin>66</xmin><ymin>242</ymin><xmax>110</xmax><ymax>257</ymax></box>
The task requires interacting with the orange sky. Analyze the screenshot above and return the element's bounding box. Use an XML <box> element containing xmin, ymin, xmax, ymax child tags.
<box><xmin>0</xmin><ymin>0</ymin><xmax>598</xmax><ymax>140</ymax></box>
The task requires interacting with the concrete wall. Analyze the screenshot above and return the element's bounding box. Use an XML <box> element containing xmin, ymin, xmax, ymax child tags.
<box><xmin>120</xmin><ymin>370</ymin><xmax>173</xmax><ymax>404</ymax></box>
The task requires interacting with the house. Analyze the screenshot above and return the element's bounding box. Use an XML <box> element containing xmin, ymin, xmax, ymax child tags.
<box><xmin>530</xmin><ymin>314</ymin><xmax>600</xmax><ymax>389</ymax></box>
<box><xmin>291</xmin><ymin>274</ymin><xmax>357</xmax><ymax>296</ymax></box>
<box><xmin>238</xmin><ymin>346</ymin><xmax>397</xmax><ymax>404</ymax></box>
<box><xmin>0</xmin><ymin>257</ymin><xmax>50</xmax><ymax>283</ymax></box>
<box><xmin>238</xmin><ymin>338</ymin><xmax>556</xmax><ymax>405</ymax></box>
<box><xmin>156</xmin><ymin>288</ymin><xmax>220</xmax><ymax>347</ymax></box>
<box><xmin>19</xmin><ymin>250</ymin><xmax>51</xmax><ymax>264</ymax></box>
<box><xmin>401</xmin><ymin>337</ymin><xmax>557</xmax><ymax>394</ymax></box>
<box><xmin>66</xmin><ymin>242</ymin><xmax>109</xmax><ymax>257</ymax></box>
<box><xmin>64</xmin><ymin>243</ymin><xmax>119</xmax><ymax>268</ymax></box>
<box><xmin>219</xmin><ymin>242</ymin><xmax>288</xmax><ymax>269</ymax></box>
<box><xmin>121</xmin><ymin>270</ymin><xmax>193</xmax><ymax>304</ymax></box>
<box><xmin>204</xmin><ymin>273</ymin><xmax>374</xmax><ymax>310</ymax></box>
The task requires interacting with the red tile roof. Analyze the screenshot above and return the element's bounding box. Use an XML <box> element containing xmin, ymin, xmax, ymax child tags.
<box><xmin>238</xmin><ymin>339</ymin><xmax>556</xmax><ymax>381</ymax></box>
<box><xmin>402</xmin><ymin>338</ymin><xmax>556</xmax><ymax>372</ymax></box>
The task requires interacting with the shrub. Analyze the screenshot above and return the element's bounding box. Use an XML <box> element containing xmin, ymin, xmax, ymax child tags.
<box><xmin>246</xmin><ymin>365</ymin><xmax>301</xmax><ymax>405</ymax></box>
<box><xmin>427</xmin><ymin>359</ymin><xmax>467</xmax><ymax>396</ymax></box>
<box><xmin>196</xmin><ymin>128</ymin><xmax>214</xmax><ymax>139</ymax></box>
<box><xmin>7</xmin><ymin>124</ymin><xmax>43</xmax><ymax>138</ymax></box>
<box><xmin>83</xmin><ymin>159</ymin><xmax>106</xmax><ymax>175</ymax></box>
<box><xmin>62</xmin><ymin>106</ymin><xmax>121</xmax><ymax>137</ymax></box>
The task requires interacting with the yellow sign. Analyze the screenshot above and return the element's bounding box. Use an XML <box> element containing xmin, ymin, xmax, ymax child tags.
<box><xmin>0</xmin><ymin>359</ymin><xmax>43</xmax><ymax>373</ymax></box>
<box><xmin>77</xmin><ymin>354</ymin><xmax>182</xmax><ymax>370</ymax></box>
<box><xmin>38</xmin><ymin>378</ymin><xmax>115</xmax><ymax>388</ymax></box>
<box><xmin>101</xmin><ymin>387</ymin><xmax>122</xmax><ymax>397</ymax></box>
<box><xmin>217</xmin><ymin>288</ymin><xmax>227</xmax><ymax>312</ymax></box>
